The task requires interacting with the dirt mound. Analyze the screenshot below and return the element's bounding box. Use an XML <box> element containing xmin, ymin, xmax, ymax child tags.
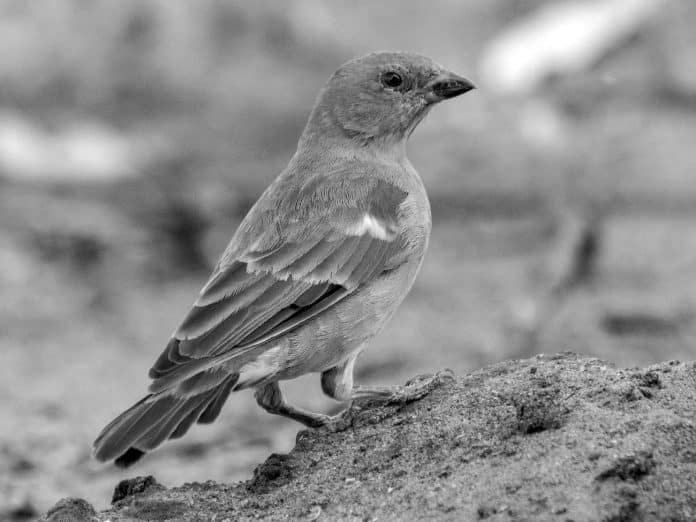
<box><xmin>41</xmin><ymin>353</ymin><xmax>696</xmax><ymax>521</ymax></box>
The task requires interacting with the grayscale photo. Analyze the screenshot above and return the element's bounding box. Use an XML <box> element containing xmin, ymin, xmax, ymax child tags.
<box><xmin>2</xmin><ymin>1</ymin><xmax>695</xmax><ymax>520</ymax></box>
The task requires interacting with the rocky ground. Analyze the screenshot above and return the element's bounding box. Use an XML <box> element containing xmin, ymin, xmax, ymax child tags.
<box><xmin>41</xmin><ymin>353</ymin><xmax>696</xmax><ymax>521</ymax></box>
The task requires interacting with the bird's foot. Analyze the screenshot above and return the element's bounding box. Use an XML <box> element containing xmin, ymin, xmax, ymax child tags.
<box><xmin>316</xmin><ymin>370</ymin><xmax>455</xmax><ymax>432</ymax></box>
<box><xmin>350</xmin><ymin>369</ymin><xmax>455</xmax><ymax>406</ymax></box>
<box><xmin>256</xmin><ymin>382</ymin><xmax>344</xmax><ymax>429</ymax></box>
<box><xmin>389</xmin><ymin>369</ymin><xmax>455</xmax><ymax>404</ymax></box>
<box><xmin>256</xmin><ymin>371</ymin><xmax>455</xmax><ymax>432</ymax></box>
<box><xmin>321</xmin><ymin>406</ymin><xmax>360</xmax><ymax>433</ymax></box>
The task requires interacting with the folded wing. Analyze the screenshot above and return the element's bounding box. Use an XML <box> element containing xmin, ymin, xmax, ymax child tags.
<box><xmin>148</xmin><ymin>171</ymin><xmax>409</xmax><ymax>394</ymax></box>
<box><xmin>94</xmin><ymin>167</ymin><xmax>411</xmax><ymax>464</ymax></box>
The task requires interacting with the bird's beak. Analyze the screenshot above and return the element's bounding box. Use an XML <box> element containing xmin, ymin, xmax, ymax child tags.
<box><xmin>424</xmin><ymin>72</ymin><xmax>476</xmax><ymax>103</ymax></box>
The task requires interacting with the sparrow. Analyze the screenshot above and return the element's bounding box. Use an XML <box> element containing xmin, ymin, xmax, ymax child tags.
<box><xmin>93</xmin><ymin>51</ymin><xmax>475</xmax><ymax>467</ymax></box>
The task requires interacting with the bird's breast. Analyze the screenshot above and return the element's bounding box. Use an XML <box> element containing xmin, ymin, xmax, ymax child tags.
<box><xmin>397</xmin><ymin>161</ymin><xmax>432</xmax><ymax>260</ymax></box>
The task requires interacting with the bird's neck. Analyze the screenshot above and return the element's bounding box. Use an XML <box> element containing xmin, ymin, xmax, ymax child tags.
<box><xmin>297</xmin><ymin>102</ymin><xmax>409</xmax><ymax>163</ymax></box>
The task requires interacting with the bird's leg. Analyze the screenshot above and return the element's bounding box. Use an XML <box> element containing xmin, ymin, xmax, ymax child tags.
<box><xmin>317</xmin><ymin>354</ymin><xmax>360</xmax><ymax>431</ymax></box>
<box><xmin>320</xmin><ymin>352</ymin><xmax>358</xmax><ymax>403</ymax></box>
<box><xmin>256</xmin><ymin>358</ymin><xmax>454</xmax><ymax>431</ymax></box>
<box><xmin>254</xmin><ymin>355</ymin><xmax>358</xmax><ymax>431</ymax></box>
<box><xmin>323</xmin><ymin>354</ymin><xmax>454</xmax><ymax>405</ymax></box>
<box><xmin>349</xmin><ymin>369</ymin><xmax>455</xmax><ymax>404</ymax></box>
<box><xmin>254</xmin><ymin>381</ymin><xmax>334</xmax><ymax>428</ymax></box>
<box><xmin>321</xmin><ymin>355</ymin><xmax>454</xmax><ymax>427</ymax></box>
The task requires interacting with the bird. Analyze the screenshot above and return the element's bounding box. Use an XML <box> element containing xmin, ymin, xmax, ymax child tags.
<box><xmin>93</xmin><ymin>51</ymin><xmax>475</xmax><ymax>467</ymax></box>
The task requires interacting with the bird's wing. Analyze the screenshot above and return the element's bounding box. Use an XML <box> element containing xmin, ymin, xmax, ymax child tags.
<box><xmin>148</xmin><ymin>167</ymin><xmax>409</xmax><ymax>392</ymax></box>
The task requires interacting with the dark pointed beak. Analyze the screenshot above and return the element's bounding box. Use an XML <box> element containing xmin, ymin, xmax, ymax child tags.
<box><xmin>425</xmin><ymin>72</ymin><xmax>476</xmax><ymax>102</ymax></box>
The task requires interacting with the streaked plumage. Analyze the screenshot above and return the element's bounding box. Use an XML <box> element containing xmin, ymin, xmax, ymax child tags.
<box><xmin>93</xmin><ymin>51</ymin><xmax>475</xmax><ymax>467</ymax></box>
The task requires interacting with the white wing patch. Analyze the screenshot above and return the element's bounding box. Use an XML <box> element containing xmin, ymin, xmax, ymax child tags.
<box><xmin>345</xmin><ymin>214</ymin><xmax>396</xmax><ymax>241</ymax></box>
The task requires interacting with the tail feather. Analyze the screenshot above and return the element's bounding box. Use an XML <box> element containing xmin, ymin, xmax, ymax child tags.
<box><xmin>171</xmin><ymin>374</ymin><xmax>238</xmax><ymax>437</ymax></box>
<box><xmin>93</xmin><ymin>374</ymin><xmax>240</xmax><ymax>466</ymax></box>
<box><xmin>115</xmin><ymin>448</ymin><xmax>146</xmax><ymax>467</ymax></box>
<box><xmin>93</xmin><ymin>395</ymin><xmax>151</xmax><ymax>449</ymax></box>
<box><xmin>169</xmin><ymin>397</ymin><xmax>213</xmax><ymax>440</ymax></box>
<box><xmin>93</xmin><ymin>395</ymin><xmax>180</xmax><ymax>462</ymax></box>
<box><xmin>176</xmin><ymin>368</ymin><xmax>229</xmax><ymax>396</ymax></box>
<box><xmin>135</xmin><ymin>393</ymin><xmax>212</xmax><ymax>451</ymax></box>
<box><xmin>198</xmin><ymin>375</ymin><xmax>237</xmax><ymax>424</ymax></box>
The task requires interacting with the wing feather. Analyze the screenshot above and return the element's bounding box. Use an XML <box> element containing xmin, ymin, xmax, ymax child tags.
<box><xmin>244</xmin><ymin>236</ymin><xmax>321</xmax><ymax>269</ymax></box>
<box><xmin>196</xmin><ymin>262</ymin><xmax>265</xmax><ymax>306</ymax></box>
<box><xmin>277</xmin><ymin>239</ymin><xmax>342</xmax><ymax>280</ymax></box>
<box><xmin>333</xmin><ymin>234</ymin><xmax>376</xmax><ymax>286</ymax></box>
<box><xmin>147</xmin><ymin>169</ymin><xmax>409</xmax><ymax>393</ymax></box>
<box><xmin>178</xmin><ymin>276</ymin><xmax>277</xmax><ymax>340</ymax></box>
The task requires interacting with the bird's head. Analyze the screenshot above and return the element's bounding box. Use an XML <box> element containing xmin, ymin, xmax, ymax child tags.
<box><xmin>302</xmin><ymin>51</ymin><xmax>475</xmax><ymax>150</ymax></box>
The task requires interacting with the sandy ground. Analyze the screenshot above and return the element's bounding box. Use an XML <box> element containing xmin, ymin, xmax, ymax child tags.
<box><xmin>45</xmin><ymin>354</ymin><xmax>696</xmax><ymax>521</ymax></box>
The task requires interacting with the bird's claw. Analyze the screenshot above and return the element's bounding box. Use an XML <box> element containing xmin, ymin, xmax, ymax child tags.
<box><xmin>322</xmin><ymin>406</ymin><xmax>360</xmax><ymax>433</ymax></box>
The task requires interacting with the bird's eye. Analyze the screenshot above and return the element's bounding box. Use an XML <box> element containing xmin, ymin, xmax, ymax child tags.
<box><xmin>381</xmin><ymin>71</ymin><xmax>403</xmax><ymax>89</ymax></box>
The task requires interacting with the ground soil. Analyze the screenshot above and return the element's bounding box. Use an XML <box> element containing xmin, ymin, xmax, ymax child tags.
<box><xmin>41</xmin><ymin>353</ymin><xmax>696</xmax><ymax>521</ymax></box>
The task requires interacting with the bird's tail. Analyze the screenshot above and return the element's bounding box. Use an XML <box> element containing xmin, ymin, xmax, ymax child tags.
<box><xmin>93</xmin><ymin>374</ymin><xmax>238</xmax><ymax>467</ymax></box>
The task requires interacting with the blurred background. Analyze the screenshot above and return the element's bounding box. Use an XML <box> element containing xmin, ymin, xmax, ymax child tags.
<box><xmin>1</xmin><ymin>0</ymin><xmax>695</xmax><ymax>518</ymax></box>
